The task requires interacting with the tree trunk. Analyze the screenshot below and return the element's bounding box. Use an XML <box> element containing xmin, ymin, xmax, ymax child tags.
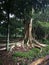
<box><xmin>23</xmin><ymin>8</ymin><xmax>47</xmax><ymax>49</ymax></box>
<box><xmin>24</xmin><ymin>8</ymin><xmax>34</xmax><ymax>47</ymax></box>
<box><xmin>29</xmin><ymin>18</ymin><xmax>34</xmax><ymax>47</ymax></box>
<box><xmin>21</xmin><ymin>21</ymin><xmax>29</xmax><ymax>48</ymax></box>
<box><xmin>6</xmin><ymin>11</ymin><xmax>10</xmax><ymax>51</ymax></box>
<box><xmin>6</xmin><ymin>24</ymin><xmax>10</xmax><ymax>51</ymax></box>
<box><xmin>23</xmin><ymin>18</ymin><xmax>33</xmax><ymax>48</ymax></box>
<box><xmin>24</xmin><ymin>21</ymin><xmax>29</xmax><ymax>44</ymax></box>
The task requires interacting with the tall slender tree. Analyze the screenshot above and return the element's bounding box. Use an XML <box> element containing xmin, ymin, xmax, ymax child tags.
<box><xmin>0</xmin><ymin>0</ymin><xmax>15</xmax><ymax>51</ymax></box>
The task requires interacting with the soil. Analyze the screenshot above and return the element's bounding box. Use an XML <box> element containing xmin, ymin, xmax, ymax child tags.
<box><xmin>0</xmin><ymin>46</ymin><xmax>31</xmax><ymax>65</ymax></box>
<box><xmin>0</xmin><ymin>46</ymin><xmax>49</xmax><ymax>65</ymax></box>
<box><xmin>0</xmin><ymin>38</ymin><xmax>31</xmax><ymax>65</ymax></box>
<box><xmin>0</xmin><ymin>38</ymin><xmax>49</xmax><ymax>65</ymax></box>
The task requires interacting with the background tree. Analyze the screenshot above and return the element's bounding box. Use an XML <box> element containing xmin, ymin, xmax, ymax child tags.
<box><xmin>0</xmin><ymin>0</ymin><xmax>15</xmax><ymax>51</ymax></box>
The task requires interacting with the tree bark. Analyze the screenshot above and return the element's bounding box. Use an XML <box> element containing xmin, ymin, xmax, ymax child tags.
<box><xmin>6</xmin><ymin>24</ymin><xmax>10</xmax><ymax>51</ymax></box>
<box><xmin>23</xmin><ymin>18</ymin><xmax>33</xmax><ymax>48</ymax></box>
<box><xmin>21</xmin><ymin>21</ymin><xmax>29</xmax><ymax>49</ymax></box>
<box><xmin>23</xmin><ymin>8</ymin><xmax>34</xmax><ymax>47</ymax></box>
<box><xmin>24</xmin><ymin>21</ymin><xmax>29</xmax><ymax>44</ymax></box>
<box><xmin>23</xmin><ymin>8</ymin><xmax>47</xmax><ymax>49</ymax></box>
<box><xmin>29</xmin><ymin>18</ymin><xmax>33</xmax><ymax>47</ymax></box>
<box><xmin>6</xmin><ymin>11</ymin><xmax>10</xmax><ymax>51</ymax></box>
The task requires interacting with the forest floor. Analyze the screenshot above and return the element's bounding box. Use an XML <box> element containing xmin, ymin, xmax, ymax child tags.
<box><xmin>0</xmin><ymin>47</ymin><xmax>32</xmax><ymax>65</ymax></box>
<box><xmin>0</xmin><ymin>46</ymin><xmax>49</xmax><ymax>65</ymax></box>
<box><xmin>0</xmin><ymin>38</ymin><xmax>49</xmax><ymax>65</ymax></box>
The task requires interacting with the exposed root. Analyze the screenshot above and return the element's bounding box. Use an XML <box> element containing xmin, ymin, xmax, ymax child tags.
<box><xmin>10</xmin><ymin>45</ymin><xmax>15</xmax><ymax>51</ymax></box>
<box><xmin>13</xmin><ymin>38</ymin><xmax>48</xmax><ymax>52</ymax></box>
<box><xmin>21</xmin><ymin>40</ymin><xmax>28</xmax><ymax>51</ymax></box>
<box><xmin>32</xmin><ymin>38</ymin><xmax>48</xmax><ymax>47</ymax></box>
<box><xmin>20</xmin><ymin>39</ymin><xmax>47</xmax><ymax>50</ymax></box>
<box><xmin>26</xmin><ymin>39</ymin><xmax>29</xmax><ymax>46</ymax></box>
<box><xmin>25</xmin><ymin>39</ymin><xmax>47</xmax><ymax>49</ymax></box>
<box><xmin>0</xmin><ymin>47</ymin><xmax>6</xmax><ymax>51</ymax></box>
<box><xmin>25</xmin><ymin>37</ymin><xmax>48</xmax><ymax>49</ymax></box>
<box><xmin>34</xmin><ymin>44</ymin><xmax>41</xmax><ymax>48</ymax></box>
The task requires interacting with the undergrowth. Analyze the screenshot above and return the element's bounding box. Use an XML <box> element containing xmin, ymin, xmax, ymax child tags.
<box><xmin>13</xmin><ymin>45</ymin><xmax>49</xmax><ymax>59</ymax></box>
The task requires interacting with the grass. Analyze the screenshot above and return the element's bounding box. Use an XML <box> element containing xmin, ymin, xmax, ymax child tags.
<box><xmin>13</xmin><ymin>45</ymin><xmax>49</xmax><ymax>60</ymax></box>
<box><xmin>13</xmin><ymin>48</ymin><xmax>39</xmax><ymax>59</ymax></box>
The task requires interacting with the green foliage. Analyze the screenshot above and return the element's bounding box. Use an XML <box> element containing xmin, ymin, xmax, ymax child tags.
<box><xmin>13</xmin><ymin>48</ymin><xmax>40</xmax><ymax>59</ymax></box>
<box><xmin>40</xmin><ymin>39</ymin><xmax>49</xmax><ymax>44</ymax></box>
<box><xmin>13</xmin><ymin>46</ymin><xmax>49</xmax><ymax>60</ymax></box>
<box><xmin>38</xmin><ymin>21</ymin><xmax>49</xmax><ymax>28</ymax></box>
<box><xmin>33</xmin><ymin>21</ymin><xmax>49</xmax><ymax>39</ymax></box>
<box><xmin>38</xmin><ymin>46</ymin><xmax>49</xmax><ymax>57</ymax></box>
<box><xmin>43</xmin><ymin>39</ymin><xmax>49</xmax><ymax>44</ymax></box>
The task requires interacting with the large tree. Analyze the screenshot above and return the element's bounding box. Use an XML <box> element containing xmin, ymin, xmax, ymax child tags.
<box><xmin>11</xmin><ymin>0</ymin><xmax>48</xmax><ymax>48</ymax></box>
<box><xmin>0</xmin><ymin>0</ymin><xmax>49</xmax><ymax>51</ymax></box>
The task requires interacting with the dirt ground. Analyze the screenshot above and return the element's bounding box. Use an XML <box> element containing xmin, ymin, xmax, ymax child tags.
<box><xmin>0</xmin><ymin>47</ymin><xmax>49</xmax><ymax>65</ymax></box>
<box><xmin>0</xmin><ymin>38</ymin><xmax>49</xmax><ymax>65</ymax></box>
<box><xmin>0</xmin><ymin>46</ymin><xmax>31</xmax><ymax>65</ymax></box>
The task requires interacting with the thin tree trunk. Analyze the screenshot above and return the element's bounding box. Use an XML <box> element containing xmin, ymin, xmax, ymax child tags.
<box><xmin>6</xmin><ymin>0</ymin><xmax>10</xmax><ymax>51</ymax></box>
<box><xmin>6</xmin><ymin>11</ymin><xmax>10</xmax><ymax>51</ymax></box>
<box><xmin>28</xmin><ymin>8</ymin><xmax>34</xmax><ymax>47</ymax></box>
<box><xmin>6</xmin><ymin>24</ymin><xmax>10</xmax><ymax>51</ymax></box>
